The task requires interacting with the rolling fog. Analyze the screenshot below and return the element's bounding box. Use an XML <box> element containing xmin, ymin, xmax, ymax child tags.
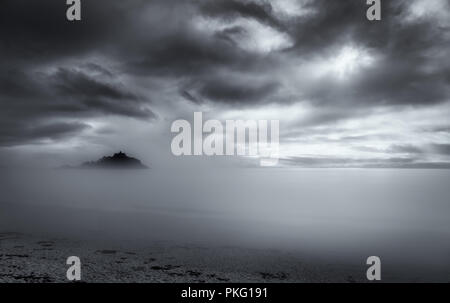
<box><xmin>0</xmin><ymin>168</ymin><xmax>449</xmax><ymax>277</ymax></box>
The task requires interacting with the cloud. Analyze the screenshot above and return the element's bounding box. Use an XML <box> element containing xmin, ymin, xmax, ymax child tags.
<box><xmin>184</xmin><ymin>74</ymin><xmax>280</xmax><ymax>105</ymax></box>
<box><xmin>0</xmin><ymin>121</ymin><xmax>91</xmax><ymax>147</ymax></box>
<box><xmin>0</xmin><ymin>0</ymin><xmax>449</xmax><ymax>167</ymax></box>
<box><xmin>0</xmin><ymin>64</ymin><xmax>156</xmax><ymax>146</ymax></box>
<box><xmin>280</xmin><ymin>156</ymin><xmax>416</xmax><ymax>167</ymax></box>
<box><xmin>52</xmin><ymin>68</ymin><xmax>137</xmax><ymax>101</ymax></box>
<box><xmin>280</xmin><ymin>156</ymin><xmax>450</xmax><ymax>169</ymax></box>
<box><xmin>198</xmin><ymin>0</ymin><xmax>282</xmax><ymax>30</ymax></box>
<box><xmin>0</xmin><ymin>0</ymin><xmax>134</xmax><ymax>65</ymax></box>
<box><xmin>431</xmin><ymin>144</ymin><xmax>450</xmax><ymax>156</ymax></box>
<box><xmin>386</xmin><ymin>144</ymin><xmax>450</xmax><ymax>156</ymax></box>
<box><xmin>290</xmin><ymin>0</ymin><xmax>449</xmax><ymax>107</ymax></box>
<box><xmin>388</xmin><ymin>144</ymin><xmax>424</xmax><ymax>155</ymax></box>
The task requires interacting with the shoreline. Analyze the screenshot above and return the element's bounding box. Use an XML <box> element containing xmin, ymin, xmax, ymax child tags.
<box><xmin>1</xmin><ymin>232</ymin><xmax>364</xmax><ymax>283</ymax></box>
<box><xmin>2</xmin><ymin>231</ymin><xmax>448</xmax><ymax>283</ymax></box>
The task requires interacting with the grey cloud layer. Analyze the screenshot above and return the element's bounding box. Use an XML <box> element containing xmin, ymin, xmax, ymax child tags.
<box><xmin>0</xmin><ymin>0</ymin><xmax>449</xmax><ymax>166</ymax></box>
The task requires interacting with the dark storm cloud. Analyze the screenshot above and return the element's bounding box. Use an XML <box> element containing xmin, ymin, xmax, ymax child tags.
<box><xmin>180</xmin><ymin>90</ymin><xmax>203</xmax><ymax>104</ymax></box>
<box><xmin>1</xmin><ymin>7</ymin><xmax>282</xmax><ymax>147</ymax></box>
<box><xmin>199</xmin><ymin>0</ymin><xmax>282</xmax><ymax>30</ymax></box>
<box><xmin>121</xmin><ymin>34</ymin><xmax>246</xmax><ymax>76</ymax></box>
<box><xmin>0</xmin><ymin>66</ymin><xmax>155</xmax><ymax>118</ymax></box>
<box><xmin>0</xmin><ymin>121</ymin><xmax>91</xmax><ymax>147</ymax></box>
<box><xmin>5</xmin><ymin>0</ymin><xmax>445</xmax><ymax>108</ymax></box>
<box><xmin>0</xmin><ymin>69</ymin><xmax>46</xmax><ymax>99</ymax></box>
<box><xmin>0</xmin><ymin>0</ymin><xmax>449</xmax><ymax>167</ymax></box>
<box><xmin>287</xmin><ymin>0</ymin><xmax>445</xmax><ymax>59</ymax></box>
<box><xmin>1</xmin><ymin>0</ymin><xmax>448</xmax><ymax>103</ymax></box>
<box><xmin>52</xmin><ymin>68</ymin><xmax>138</xmax><ymax>101</ymax></box>
<box><xmin>301</xmin><ymin>55</ymin><xmax>449</xmax><ymax>106</ymax></box>
<box><xmin>0</xmin><ymin>0</ymin><xmax>143</xmax><ymax>65</ymax></box>
<box><xmin>288</xmin><ymin>0</ymin><xmax>395</xmax><ymax>53</ymax></box>
<box><xmin>199</xmin><ymin>79</ymin><xmax>278</xmax><ymax>104</ymax></box>
<box><xmin>183</xmin><ymin>0</ymin><xmax>448</xmax><ymax>109</ymax></box>
<box><xmin>0</xmin><ymin>65</ymin><xmax>155</xmax><ymax>146</ymax></box>
<box><xmin>183</xmin><ymin>75</ymin><xmax>280</xmax><ymax>104</ymax></box>
<box><xmin>49</xmin><ymin>67</ymin><xmax>156</xmax><ymax>119</ymax></box>
<box><xmin>286</xmin><ymin>0</ymin><xmax>450</xmax><ymax>106</ymax></box>
<box><xmin>0</xmin><ymin>0</ymin><xmax>158</xmax><ymax>146</ymax></box>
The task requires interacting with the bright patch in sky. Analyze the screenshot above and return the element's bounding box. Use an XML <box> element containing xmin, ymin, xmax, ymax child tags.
<box><xmin>406</xmin><ymin>0</ymin><xmax>450</xmax><ymax>26</ymax></box>
<box><xmin>330</xmin><ymin>46</ymin><xmax>375</xmax><ymax>79</ymax></box>
<box><xmin>193</xmin><ymin>17</ymin><xmax>293</xmax><ymax>54</ymax></box>
<box><xmin>271</xmin><ymin>0</ymin><xmax>317</xmax><ymax>18</ymax></box>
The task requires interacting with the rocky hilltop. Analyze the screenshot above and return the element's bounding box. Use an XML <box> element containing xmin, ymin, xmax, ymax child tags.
<box><xmin>81</xmin><ymin>151</ymin><xmax>148</xmax><ymax>169</ymax></box>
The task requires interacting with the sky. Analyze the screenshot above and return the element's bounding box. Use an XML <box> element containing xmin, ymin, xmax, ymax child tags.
<box><xmin>0</xmin><ymin>0</ymin><xmax>449</xmax><ymax>168</ymax></box>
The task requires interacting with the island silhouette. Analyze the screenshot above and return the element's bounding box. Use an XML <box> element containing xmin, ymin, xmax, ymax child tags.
<box><xmin>71</xmin><ymin>151</ymin><xmax>148</xmax><ymax>169</ymax></box>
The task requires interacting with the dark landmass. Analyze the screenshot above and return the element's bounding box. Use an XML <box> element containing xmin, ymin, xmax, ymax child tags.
<box><xmin>82</xmin><ymin>151</ymin><xmax>148</xmax><ymax>169</ymax></box>
<box><xmin>62</xmin><ymin>152</ymin><xmax>148</xmax><ymax>169</ymax></box>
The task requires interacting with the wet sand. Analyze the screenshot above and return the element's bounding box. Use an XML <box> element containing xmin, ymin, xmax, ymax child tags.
<box><xmin>0</xmin><ymin>232</ymin><xmax>367</xmax><ymax>283</ymax></box>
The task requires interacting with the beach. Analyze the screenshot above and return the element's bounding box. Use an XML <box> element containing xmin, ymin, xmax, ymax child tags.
<box><xmin>1</xmin><ymin>231</ymin><xmax>368</xmax><ymax>283</ymax></box>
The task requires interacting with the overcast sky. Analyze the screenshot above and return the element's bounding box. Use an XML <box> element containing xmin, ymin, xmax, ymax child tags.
<box><xmin>0</xmin><ymin>0</ymin><xmax>449</xmax><ymax>168</ymax></box>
